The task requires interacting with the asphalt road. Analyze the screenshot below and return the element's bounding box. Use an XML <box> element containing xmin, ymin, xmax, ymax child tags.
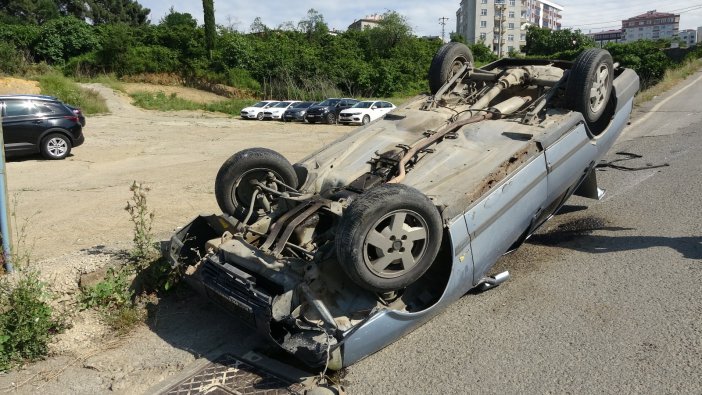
<box><xmin>342</xmin><ymin>72</ymin><xmax>702</xmax><ymax>393</ymax></box>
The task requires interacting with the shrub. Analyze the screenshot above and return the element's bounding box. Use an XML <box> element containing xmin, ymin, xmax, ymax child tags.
<box><xmin>125</xmin><ymin>182</ymin><xmax>157</xmax><ymax>264</ymax></box>
<box><xmin>34</xmin><ymin>17</ymin><xmax>99</xmax><ymax>64</ymax></box>
<box><xmin>0</xmin><ymin>271</ymin><xmax>64</xmax><ymax>371</ymax></box>
<box><xmin>0</xmin><ymin>42</ymin><xmax>26</xmax><ymax>76</ymax></box>
<box><xmin>37</xmin><ymin>73</ymin><xmax>108</xmax><ymax>114</ymax></box>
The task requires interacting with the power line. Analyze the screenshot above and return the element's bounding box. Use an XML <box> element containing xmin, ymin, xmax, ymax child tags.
<box><xmin>439</xmin><ymin>17</ymin><xmax>449</xmax><ymax>42</ymax></box>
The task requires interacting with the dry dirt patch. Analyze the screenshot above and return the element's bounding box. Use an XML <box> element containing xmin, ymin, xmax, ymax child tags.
<box><xmin>0</xmin><ymin>77</ymin><xmax>40</xmax><ymax>94</ymax></box>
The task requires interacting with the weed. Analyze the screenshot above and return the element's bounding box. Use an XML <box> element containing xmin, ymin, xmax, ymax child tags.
<box><xmin>0</xmin><ymin>271</ymin><xmax>65</xmax><ymax>371</ymax></box>
<box><xmin>9</xmin><ymin>193</ymin><xmax>38</xmax><ymax>269</ymax></box>
<box><xmin>80</xmin><ymin>266</ymin><xmax>142</xmax><ymax>334</ymax></box>
<box><xmin>129</xmin><ymin>90</ymin><xmax>255</xmax><ymax>115</ymax></box>
<box><xmin>125</xmin><ymin>181</ymin><xmax>157</xmax><ymax>264</ymax></box>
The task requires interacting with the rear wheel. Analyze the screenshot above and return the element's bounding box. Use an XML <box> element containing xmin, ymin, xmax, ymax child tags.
<box><xmin>566</xmin><ymin>48</ymin><xmax>614</xmax><ymax>127</ymax></box>
<box><xmin>214</xmin><ymin>148</ymin><xmax>298</xmax><ymax>223</ymax></box>
<box><xmin>41</xmin><ymin>133</ymin><xmax>71</xmax><ymax>160</ymax></box>
<box><xmin>336</xmin><ymin>184</ymin><xmax>443</xmax><ymax>292</ymax></box>
<box><xmin>428</xmin><ymin>42</ymin><xmax>474</xmax><ymax>95</ymax></box>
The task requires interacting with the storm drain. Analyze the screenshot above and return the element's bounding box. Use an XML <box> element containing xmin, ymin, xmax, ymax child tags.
<box><xmin>161</xmin><ymin>354</ymin><xmax>306</xmax><ymax>395</ymax></box>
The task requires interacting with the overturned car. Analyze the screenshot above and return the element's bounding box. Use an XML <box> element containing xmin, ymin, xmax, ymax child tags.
<box><xmin>168</xmin><ymin>44</ymin><xmax>639</xmax><ymax>370</ymax></box>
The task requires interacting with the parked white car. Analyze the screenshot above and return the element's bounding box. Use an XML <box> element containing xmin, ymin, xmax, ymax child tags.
<box><xmin>240</xmin><ymin>100</ymin><xmax>279</xmax><ymax>120</ymax></box>
<box><xmin>262</xmin><ymin>101</ymin><xmax>300</xmax><ymax>120</ymax></box>
<box><xmin>339</xmin><ymin>100</ymin><xmax>396</xmax><ymax>125</ymax></box>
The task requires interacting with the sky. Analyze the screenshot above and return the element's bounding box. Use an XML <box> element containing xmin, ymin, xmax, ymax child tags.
<box><xmin>138</xmin><ymin>0</ymin><xmax>702</xmax><ymax>37</ymax></box>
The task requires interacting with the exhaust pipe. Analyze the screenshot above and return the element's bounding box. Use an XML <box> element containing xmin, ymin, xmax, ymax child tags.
<box><xmin>476</xmin><ymin>270</ymin><xmax>510</xmax><ymax>291</ymax></box>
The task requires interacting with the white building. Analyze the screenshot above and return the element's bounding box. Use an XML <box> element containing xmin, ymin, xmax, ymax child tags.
<box><xmin>456</xmin><ymin>0</ymin><xmax>563</xmax><ymax>56</ymax></box>
<box><xmin>679</xmin><ymin>29</ymin><xmax>697</xmax><ymax>46</ymax></box>
<box><xmin>348</xmin><ymin>14</ymin><xmax>384</xmax><ymax>31</ymax></box>
<box><xmin>621</xmin><ymin>10</ymin><xmax>679</xmax><ymax>43</ymax></box>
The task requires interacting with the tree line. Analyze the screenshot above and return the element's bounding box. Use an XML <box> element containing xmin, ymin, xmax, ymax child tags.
<box><xmin>1</xmin><ymin>1</ymin><xmax>697</xmax><ymax>98</ymax></box>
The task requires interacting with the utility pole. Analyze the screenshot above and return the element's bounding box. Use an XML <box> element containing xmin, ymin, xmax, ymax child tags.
<box><xmin>439</xmin><ymin>17</ymin><xmax>449</xmax><ymax>42</ymax></box>
<box><xmin>496</xmin><ymin>3</ymin><xmax>506</xmax><ymax>57</ymax></box>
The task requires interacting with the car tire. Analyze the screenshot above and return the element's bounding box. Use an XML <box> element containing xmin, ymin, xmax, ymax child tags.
<box><xmin>566</xmin><ymin>48</ymin><xmax>614</xmax><ymax>127</ymax></box>
<box><xmin>214</xmin><ymin>148</ymin><xmax>298</xmax><ymax>223</ymax></box>
<box><xmin>335</xmin><ymin>184</ymin><xmax>443</xmax><ymax>292</ymax></box>
<box><xmin>256</xmin><ymin>112</ymin><xmax>264</xmax><ymax>121</ymax></box>
<box><xmin>326</xmin><ymin>113</ymin><xmax>336</xmax><ymax>124</ymax></box>
<box><xmin>428</xmin><ymin>42</ymin><xmax>474</xmax><ymax>95</ymax></box>
<box><xmin>41</xmin><ymin>133</ymin><xmax>72</xmax><ymax>160</ymax></box>
<box><xmin>308</xmin><ymin>119</ymin><xmax>316</xmax><ymax>124</ymax></box>
<box><xmin>362</xmin><ymin>115</ymin><xmax>371</xmax><ymax>125</ymax></box>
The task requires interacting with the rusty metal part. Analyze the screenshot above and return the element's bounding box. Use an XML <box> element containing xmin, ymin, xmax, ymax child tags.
<box><xmin>272</xmin><ymin>201</ymin><xmax>325</xmax><ymax>256</ymax></box>
<box><xmin>388</xmin><ymin>113</ymin><xmax>493</xmax><ymax>184</ymax></box>
<box><xmin>261</xmin><ymin>202</ymin><xmax>313</xmax><ymax>251</ymax></box>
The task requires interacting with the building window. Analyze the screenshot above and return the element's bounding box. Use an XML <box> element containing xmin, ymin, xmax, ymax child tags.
<box><xmin>508</xmin><ymin>46</ymin><xmax>514</xmax><ymax>52</ymax></box>
<box><xmin>520</xmin><ymin>33</ymin><xmax>526</xmax><ymax>40</ymax></box>
<box><xmin>509</xmin><ymin>11</ymin><xmax>515</xmax><ymax>18</ymax></box>
<box><xmin>481</xmin><ymin>0</ymin><xmax>487</xmax><ymax>3</ymax></box>
<box><xmin>509</xmin><ymin>0</ymin><xmax>516</xmax><ymax>5</ymax></box>
<box><xmin>508</xmin><ymin>23</ymin><xmax>514</xmax><ymax>29</ymax></box>
<box><xmin>480</xmin><ymin>32</ymin><xmax>487</xmax><ymax>40</ymax></box>
<box><xmin>508</xmin><ymin>34</ymin><xmax>514</xmax><ymax>41</ymax></box>
<box><xmin>481</xmin><ymin>8</ymin><xmax>487</xmax><ymax>16</ymax></box>
<box><xmin>481</xmin><ymin>20</ymin><xmax>487</xmax><ymax>28</ymax></box>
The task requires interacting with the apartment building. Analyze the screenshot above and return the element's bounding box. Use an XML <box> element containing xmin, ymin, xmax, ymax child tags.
<box><xmin>348</xmin><ymin>13</ymin><xmax>384</xmax><ymax>31</ymax></box>
<box><xmin>455</xmin><ymin>0</ymin><xmax>563</xmax><ymax>56</ymax></box>
<box><xmin>587</xmin><ymin>29</ymin><xmax>623</xmax><ymax>47</ymax></box>
<box><xmin>679</xmin><ymin>29</ymin><xmax>697</xmax><ymax>46</ymax></box>
<box><xmin>621</xmin><ymin>10</ymin><xmax>679</xmax><ymax>42</ymax></box>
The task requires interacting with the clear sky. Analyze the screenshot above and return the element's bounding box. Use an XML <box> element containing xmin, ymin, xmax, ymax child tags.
<box><xmin>138</xmin><ymin>0</ymin><xmax>702</xmax><ymax>36</ymax></box>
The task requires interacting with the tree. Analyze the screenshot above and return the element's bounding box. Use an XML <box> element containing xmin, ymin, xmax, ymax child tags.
<box><xmin>523</xmin><ymin>26</ymin><xmax>594</xmax><ymax>58</ymax></box>
<box><xmin>250</xmin><ymin>17</ymin><xmax>268</xmax><ymax>34</ymax></box>
<box><xmin>86</xmin><ymin>0</ymin><xmax>150</xmax><ymax>25</ymax></box>
<box><xmin>297</xmin><ymin>9</ymin><xmax>328</xmax><ymax>41</ymax></box>
<box><xmin>34</xmin><ymin>16</ymin><xmax>98</xmax><ymax>63</ymax></box>
<box><xmin>0</xmin><ymin>0</ymin><xmax>61</xmax><ymax>24</ymax></box>
<box><xmin>202</xmin><ymin>0</ymin><xmax>215</xmax><ymax>58</ymax></box>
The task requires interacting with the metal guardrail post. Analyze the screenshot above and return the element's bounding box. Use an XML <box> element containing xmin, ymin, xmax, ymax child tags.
<box><xmin>0</xmin><ymin>122</ymin><xmax>12</xmax><ymax>272</ymax></box>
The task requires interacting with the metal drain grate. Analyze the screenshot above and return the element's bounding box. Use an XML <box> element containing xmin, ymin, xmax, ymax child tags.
<box><xmin>162</xmin><ymin>354</ymin><xmax>305</xmax><ymax>395</ymax></box>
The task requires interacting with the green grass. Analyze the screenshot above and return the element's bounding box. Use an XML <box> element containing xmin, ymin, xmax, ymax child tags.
<box><xmin>130</xmin><ymin>91</ymin><xmax>256</xmax><ymax>115</ymax></box>
<box><xmin>635</xmin><ymin>58</ymin><xmax>702</xmax><ymax>106</ymax></box>
<box><xmin>76</xmin><ymin>73</ymin><xmax>125</xmax><ymax>93</ymax></box>
<box><xmin>36</xmin><ymin>73</ymin><xmax>109</xmax><ymax>114</ymax></box>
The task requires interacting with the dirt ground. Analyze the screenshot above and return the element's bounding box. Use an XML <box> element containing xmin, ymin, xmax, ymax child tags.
<box><xmin>0</xmin><ymin>83</ymin><xmax>354</xmax><ymax>394</ymax></box>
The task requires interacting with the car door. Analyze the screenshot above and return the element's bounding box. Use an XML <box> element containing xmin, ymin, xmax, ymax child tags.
<box><xmin>464</xmin><ymin>154</ymin><xmax>548</xmax><ymax>284</ymax></box>
<box><xmin>1</xmin><ymin>99</ymin><xmax>43</xmax><ymax>154</ymax></box>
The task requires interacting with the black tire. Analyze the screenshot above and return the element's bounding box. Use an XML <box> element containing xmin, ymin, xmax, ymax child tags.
<box><xmin>336</xmin><ymin>184</ymin><xmax>443</xmax><ymax>292</ymax></box>
<box><xmin>566</xmin><ymin>48</ymin><xmax>614</xmax><ymax>126</ymax></box>
<box><xmin>428</xmin><ymin>42</ymin><xmax>474</xmax><ymax>95</ymax></box>
<box><xmin>214</xmin><ymin>148</ymin><xmax>298</xmax><ymax>223</ymax></box>
<box><xmin>308</xmin><ymin>119</ymin><xmax>317</xmax><ymax>124</ymax></box>
<box><xmin>41</xmin><ymin>133</ymin><xmax>71</xmax><ymax>160</ymax></box>
<box><xmin>326</xmin><ymin>112</ymin><xmax>336</xmax><ymax>124</ymax></box>
<box><xmin>362</xmin><ymin>115</ymin><xmax>371</xmax><ymax>125</ymax></box>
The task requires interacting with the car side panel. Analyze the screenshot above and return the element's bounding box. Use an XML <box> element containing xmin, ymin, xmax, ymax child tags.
<box><xmin>341</xmin><ymin>217</ymin><xmax>474</xmax><ymax>367</ymax></box>
<box><xmin>465</xmin><ymin>154</ymin><xmax>548</xmax><ymax>284</ymax></box>
<box><xmin>544</xmin><ymin>124</ymin><xmax>598</xmax><ymax>203</ymax></box>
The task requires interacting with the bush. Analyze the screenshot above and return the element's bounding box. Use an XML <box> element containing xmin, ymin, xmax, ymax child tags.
<box><xmin>34</xmin><ymin>17</ymin><xmax>99</xmax><ymax>64</ymax></box>
<box><xmin>0</xmin><ymin>42</ymin><xmax>27</xmax><ymax>75</ymax></box>
<box><xmin>0</xmin><ymin>271</ymin><xmax>64</xmax><ymax>371</ymax></box>
<box><xmin>37</xmin><ymin>73</ymin><xmax>108</xmax><ymax>114</ymax></box>
<box><xmin>605</xmin><ymin>41</ymin><xmax>672</xmax><ymax>88</ymax></box>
